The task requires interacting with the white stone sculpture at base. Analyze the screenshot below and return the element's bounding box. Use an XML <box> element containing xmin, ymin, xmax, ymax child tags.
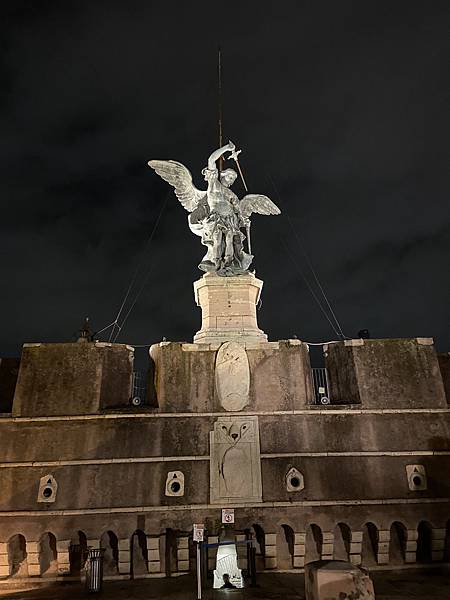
<box><xmin>210</xmin><ymin>415</ymin><xmax>262</xmax><ymax>504</ymax></box>
<box><xmin>215</xmin><ymin>341</ymin><xmax>250</xmax><ymax>411</ymax></box>
<box><xmin>213</xmin><ymin>542</ymin><xmax>243</xmax><ymax>589</ymax></box>
<box><xmin>194</xmin><ymin>272</ymin><xmax>267</xmax><ymax>344</ymax></box>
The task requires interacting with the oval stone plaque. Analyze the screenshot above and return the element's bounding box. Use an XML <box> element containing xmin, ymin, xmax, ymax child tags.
<box><xmin>215</xmin><ymin>341</ymin><xmax>250</xmax><ymax>411</ymax></box>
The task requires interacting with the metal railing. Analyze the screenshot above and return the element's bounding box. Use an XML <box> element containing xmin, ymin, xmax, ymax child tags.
<box><xmin>131</xmin><ymin>371</ymin><xmax>148</xmax><ymax>406</ymax></box>
<box><xmin>311</xmin><ymin>367</ymin><xmax>331</xmax><ymax>405</ymax></box>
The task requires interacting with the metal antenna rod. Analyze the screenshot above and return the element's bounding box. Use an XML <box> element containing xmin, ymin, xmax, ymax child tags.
<box><xmin>218</xmin><ymin>46</ymin><xmax>223</xmax><ymax>173</ymax></box>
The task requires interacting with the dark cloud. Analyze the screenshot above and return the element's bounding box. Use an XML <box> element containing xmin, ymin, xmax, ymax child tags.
<box><xmin>0</xmin><ymin>0</ymin><xmax>449</xmax><ymax>363</ymax></box>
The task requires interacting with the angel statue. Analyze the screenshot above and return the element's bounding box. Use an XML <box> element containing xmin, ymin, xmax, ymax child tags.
<box><xmin>148</xmin><ymin>141</ymin><xmax>280</xmax><ymax>276</ymax></box>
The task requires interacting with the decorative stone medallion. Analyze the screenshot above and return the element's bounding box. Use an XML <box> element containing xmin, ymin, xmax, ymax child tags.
<box><xmin>215</xmin><ymin>341</ymin><xmax>250</xmax><ymax>411</ymax></box>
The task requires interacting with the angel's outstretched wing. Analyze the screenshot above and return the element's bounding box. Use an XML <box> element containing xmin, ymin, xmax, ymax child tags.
<box><xmin>240</xmin><ymin>194</ymin><xmax>281</xmax><ymax>219</ymax></box>
<box><xmin>148</xmin><ymin>160</ymin><xmax>206</xmax><ymax>212</ymax></box>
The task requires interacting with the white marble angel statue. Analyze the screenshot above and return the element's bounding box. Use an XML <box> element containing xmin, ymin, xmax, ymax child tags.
<box><xmin>148</xmin><ymin>141</ymin><xmax>280</xmax><ymax>276</ymax></box>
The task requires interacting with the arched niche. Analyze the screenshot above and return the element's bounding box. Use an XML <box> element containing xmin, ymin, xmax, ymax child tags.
<box><xmin>69</xmin><ymin>531</ymin><xmax>88</xmax><ymax>576</ymax></box>
<box><xmin>277</xmin><ymin>524</ymin><xmax>295</xmax><ymax>569</ymax></box>
<box><xmin>8</xmin><ymin>534</ymin><xmax>28</xmax><ymax>577</ymax></box>
<box><xmin>131</xmin><ymin>529</ymin><xmax>148</xmax><ymax>577</ymax></box>
<box><xmin>389</xmin><ymin>522</ymin><xmax>407</xmax><ymax>565</ymax></box>
<box><xmin>416</xmin><ymin>521</ymin><xmax>433</xmax><ymax>563</ymax></box>
<box><xmin>39</xmin><ymin>532</ymin><xmax>58</xmax><ymax>576</ymax></box>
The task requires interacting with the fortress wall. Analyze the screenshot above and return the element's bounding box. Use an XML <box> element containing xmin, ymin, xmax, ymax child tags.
<box><xmin>0</xmin><ymin>411</ymin><xmax>448</xmax><ymax>463</ymax></box>
<box><xmin>150</xmin><ymin>340</ymin><xmax>313</xmax><ymax>412</ymax></box>
<box><xmin>11</xmin><ymin>343</ymin><xmax>134</xmax><ymax>417</ymax></box>
<box><xmin>0</xmin><ymin>412</ymin><xmax>448</xmax><ymax>512</ymax></box>
<box><xmin>0</xmin><ymin>454</ymin><xmax>449</xmax><ymax>513</ymax></box>
<box><xmin>325</xmin><ymin>338</ymin><xmax>447</xmax><ymax>408</ymax></box>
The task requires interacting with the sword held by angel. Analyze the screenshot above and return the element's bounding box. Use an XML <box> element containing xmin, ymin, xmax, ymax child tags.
<box><xmin>148</xmin><ymin>141</ymin><xmax>280</xmax><ymax>276</ymax></box>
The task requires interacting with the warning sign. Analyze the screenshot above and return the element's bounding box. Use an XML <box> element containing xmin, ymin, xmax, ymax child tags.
<box><xmin>222</xmin><ymin>508</ymin><xmax>235</xmax><ymax>524</ymax></box>
<box><xmin>193</xmin><ymin>523</ymin><xmax>204</xmax><ymax>542</ymax></box>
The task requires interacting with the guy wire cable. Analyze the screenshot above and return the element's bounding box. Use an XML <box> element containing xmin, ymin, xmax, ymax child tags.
<box><xmin>112</xmin><ymin>192</ymin><xmax>170</xmax><ymax>342</ymax></box>
<box><xmin>107</xmin><ymin>191</ymin><xmax>169</xmax><ymax>342</ymax></box>
<box><xmin>269</xmin><ymin>175</ymin><xmax>347</xmax><ymax>339</ymax></box>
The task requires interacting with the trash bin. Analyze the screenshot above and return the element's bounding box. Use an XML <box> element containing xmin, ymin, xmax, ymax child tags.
<box><xmin>85</xmin><ymin>548</ymin><xmax>105</xmax><ymax>593</ymax></box>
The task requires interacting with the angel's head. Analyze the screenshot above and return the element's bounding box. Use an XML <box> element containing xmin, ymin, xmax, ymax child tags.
<box><xmin>220</xmin><ymin>169</ymin><xmax>237</xmax><ymax>188</ymax></box>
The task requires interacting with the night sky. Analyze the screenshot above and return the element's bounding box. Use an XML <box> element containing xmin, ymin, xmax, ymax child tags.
<box><xmin>1</xmin><ymin>1</ymin><xmax>449</xmax><ymax>366</ymax></box>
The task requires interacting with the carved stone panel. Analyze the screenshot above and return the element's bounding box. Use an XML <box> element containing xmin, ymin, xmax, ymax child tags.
<box><xmin>215</xmin><ymin>341</ymin><xmax>250</xmax><ymax>411</ymax></box>
<box><xmin>210</xmin><ymin>415</ymin><xmax>262</xmax><ymax>504</ymax></box>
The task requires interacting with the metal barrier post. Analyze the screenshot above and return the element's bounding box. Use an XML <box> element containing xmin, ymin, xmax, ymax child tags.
<box><xmin>85</xmin><ymin>548</ymin><xmax>105</xmax><ymax>594</ymax></box>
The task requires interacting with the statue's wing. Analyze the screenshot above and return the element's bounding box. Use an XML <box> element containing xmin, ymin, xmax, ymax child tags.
<box><xmin>148</xmin><ymin>160</ymin><xmax>205</xmax><ymax>212</ymax></box>
<box><xmin>240</xmin><ymin>194</ymin><xmax>281</xmax><ymax>219</ymax></box>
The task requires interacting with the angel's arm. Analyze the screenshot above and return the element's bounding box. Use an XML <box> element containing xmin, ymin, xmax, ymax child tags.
<box><xmin>208</xmin><ymin>141</ymin><xmax>236</xmax><ymax>170</ymax></box>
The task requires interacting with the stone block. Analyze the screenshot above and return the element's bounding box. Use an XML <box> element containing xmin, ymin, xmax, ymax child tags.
<box><xmin>405</xmin><ymin>552</ymin><xmax>416</xmax><ymax>563</ymax></box>
<box><xmin>322</xmin><ymin>533</ymin><xmax>334</xmax><ymax>544</ymax></box>
<box><xmin>350</xmin><ymin>542</ymin><xmax>362</xmax><ymax>554</ymax></box>
<box><xmin>0</xmin><ymin>543</ymin><xmax>8</xmax><ymax>554</ymax></box>
<box><xmin>294</xmin><ymin>544</ymin><xmax>305</xmax><ymax>557</ymax></box>
<box><xmin>377</xmin><ymin>553</ymin><xmax>389</xmax><ymax>565</ymax></box>
<box><xmin>27</xmin><ymin>552</ymin><xmax>40</xmax><ymax>565</ymax></box>
<box><xmin>325</xmin><ymin>338</ymin><xmax>447</xmax><ymax>408</ymax></box>
<box><xmin>0</xmin><ymin>565</ymin><xmax>10</xmax><ymax>577</ymax></box>
<box><xmin>265</xmin><ymin>557</ymin><xmax>277</xmax><ymax>569</ymax></box>
<box><xmin>119</xmin><ymin>550</ymin><xmax>130</xmax><ymax>562</ymax></box>
<box><xmin>294</xmin><ymin>533</ymin><xmax>306</xmax><ymax>544</ymax></box>
<box><xmin>87</xmin><ymin>539</ymin><xmax>100</xmax><ymax>549</ymax></box>
<box><xmin>118</xmin><ymin>539</ymin><xmax>129</xmax><ymax>551</ymax></box>
<box><xmin>378</xmin><ymin>531</ymin><xmax>390</xmax><ymax>542</ymax></box>
<box><xmin>350</xmin><ymin>554</ymin><xmax>362</xmax><ymax>566</ymax></box>
<box><xmin>118</xmin><ymin>562</ymin><xmax>129</xmax><ymax>574</ymax></box>
<box><xmin>377</xmin><ymin>542</ymin><xmax>389</xmax><ymax>554</ymax></box>
<box><xmin>265</xmin><ymin>534</ymin><xmax>277</xmax><ymax>546</ymax></box>
<box><xmin>305</xmin><ymin>560</ymin><xmax>375</xmax><ymax>600</ymax></box>
<box><xmin>351</xmin><ymin>531</ymin><xmax>363</xmax><ymax>543</ymax></box>
<box><xmin>148</xmin><ymin>549</ymin><xmax>160</xmax><ymax>562</ymax></box>
<box><xmin>148</xmin><ymin>561</ymin><xmax>161</xmax><ymax>573</ymax></box>
<box><xmin>146</xmin><ymin>537</ymin><xmax>159</xmax><ymax>551</ymax></box>
<box><xmin>177</xmin><ymin>538</ymin><xmax>189</xmax><ymax>549</ymax></box>
<box><xmin>432</xmin><ymin>528</ymin><xmax>447</xmax><ymax>540</ymax></box>
<box><xmin>407</xmin><ymin>530</ymin><xmax>418</xmax><ymax>541</ymax></box>
<box><xmin>177</xmin><ymin>548</ymin><xmax>189</xmax><ymax>561</ymax></box>
<box><xmin>177</xmin><ymin>560</ymin><xmax>190</xmax><ymax>572</ymax></box>
<box><xmin>13</xmin><ymin>342</ymin><xmax>133</xmax><ymax>416</ymax></box>
<box><xmin>322</xmin><ymin>543</ymin><xmax>333</xmax><ymax>555</ymax></box>
<box><xmin>28</xmin><ymin>564</ymin><xmax>41</xmax><ymax>577</ymax></box>
<box><xmin>432</xmin><ymin>539</ymin><xmax>445</xmax><ymax>551</ymax></box>
<box><xmin>406</xmin><ymin>541</ymin><xmax>417</xmax><ymax>552</ymax></box>
<box><xmin>294</xmin><ymin>556</ymin><xmax>305</xmax><ymax>568</ymax></box>
<box><xmin>26</xmin><ymin>542</ymin><xmax>39</xmax><ymax>554</ymax></box>
<box><xmin>193</xmin><ymin>273</ymin><xmax>267</xmax><ymax>344</ymax></box>
<box><xmin>432</xmin><ymin>551</ymin><xmax>443</xmax><ymax>561</ymax></box>
<box><xmin>265</xmin><ymin>545</ymin><xmax>277</xmax><ymax>558</ymax></box>
<box><xmin>0</xmin><ymin>555</ymin><xmax>8</xmax><ymax>566</ymax></box>
<box><xmin>56</xmin><ymin>541</ymin><xmax>70</xmax><ymax>552</ymax></box>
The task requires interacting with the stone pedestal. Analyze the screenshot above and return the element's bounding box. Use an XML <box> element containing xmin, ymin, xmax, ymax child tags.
<box><xmin>305</xmin><ymin>560</ymin><xmax>375</xmax><ymax>600</ymax></box>
<box><xmin>193</xmin><ymin>272</ymin><xmax>267</xmax><ymax>344</ymax></box>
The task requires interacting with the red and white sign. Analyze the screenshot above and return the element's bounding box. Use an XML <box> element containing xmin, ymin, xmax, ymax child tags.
<box><xmin>221</xmin><ymin>508</ymin><xmax>235</xmax><ymax>524</ymax></box>
<box><xmin>193</xmin><ymin>523</ymin><xmax>204</xmax><ymax>542</ymax></box>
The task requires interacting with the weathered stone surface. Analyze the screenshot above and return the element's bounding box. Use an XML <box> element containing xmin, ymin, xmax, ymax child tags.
<box><xmin>438</xmin><ymin>353</ymin><xmax>450</xmax><ymax>406</ymax></box>
<box><xmin>215</xmin><ymin>341</ymin><xmax>250</xmax><ymax>411</ymax></box>
<box><xmin>305</xmin><ymin>560</ymin><xmax>375</xmax><ymax>600</ymax></box>
<box><xmin>12</xmin><ymin>343</ymin><xmax>134</xmax><ymax>416</ymax></box>
<box><xmin>150</xmin><ymin>339</ymin><xmax>313</xmax><ymax>412</ymax></box>
<box><xmin>193</xmin><ymin>272</ymin><xmax>267</xmax><ymax>344</ymax></box>
<box><xmin>325</xmin><ymin>338</ymin><xmax>447</xmax><ymax>408</ymax></box>
<box><xmin>0</xmin><ymin>358</ymin><xmax>20</xmax><ymax>413</ymax></box>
